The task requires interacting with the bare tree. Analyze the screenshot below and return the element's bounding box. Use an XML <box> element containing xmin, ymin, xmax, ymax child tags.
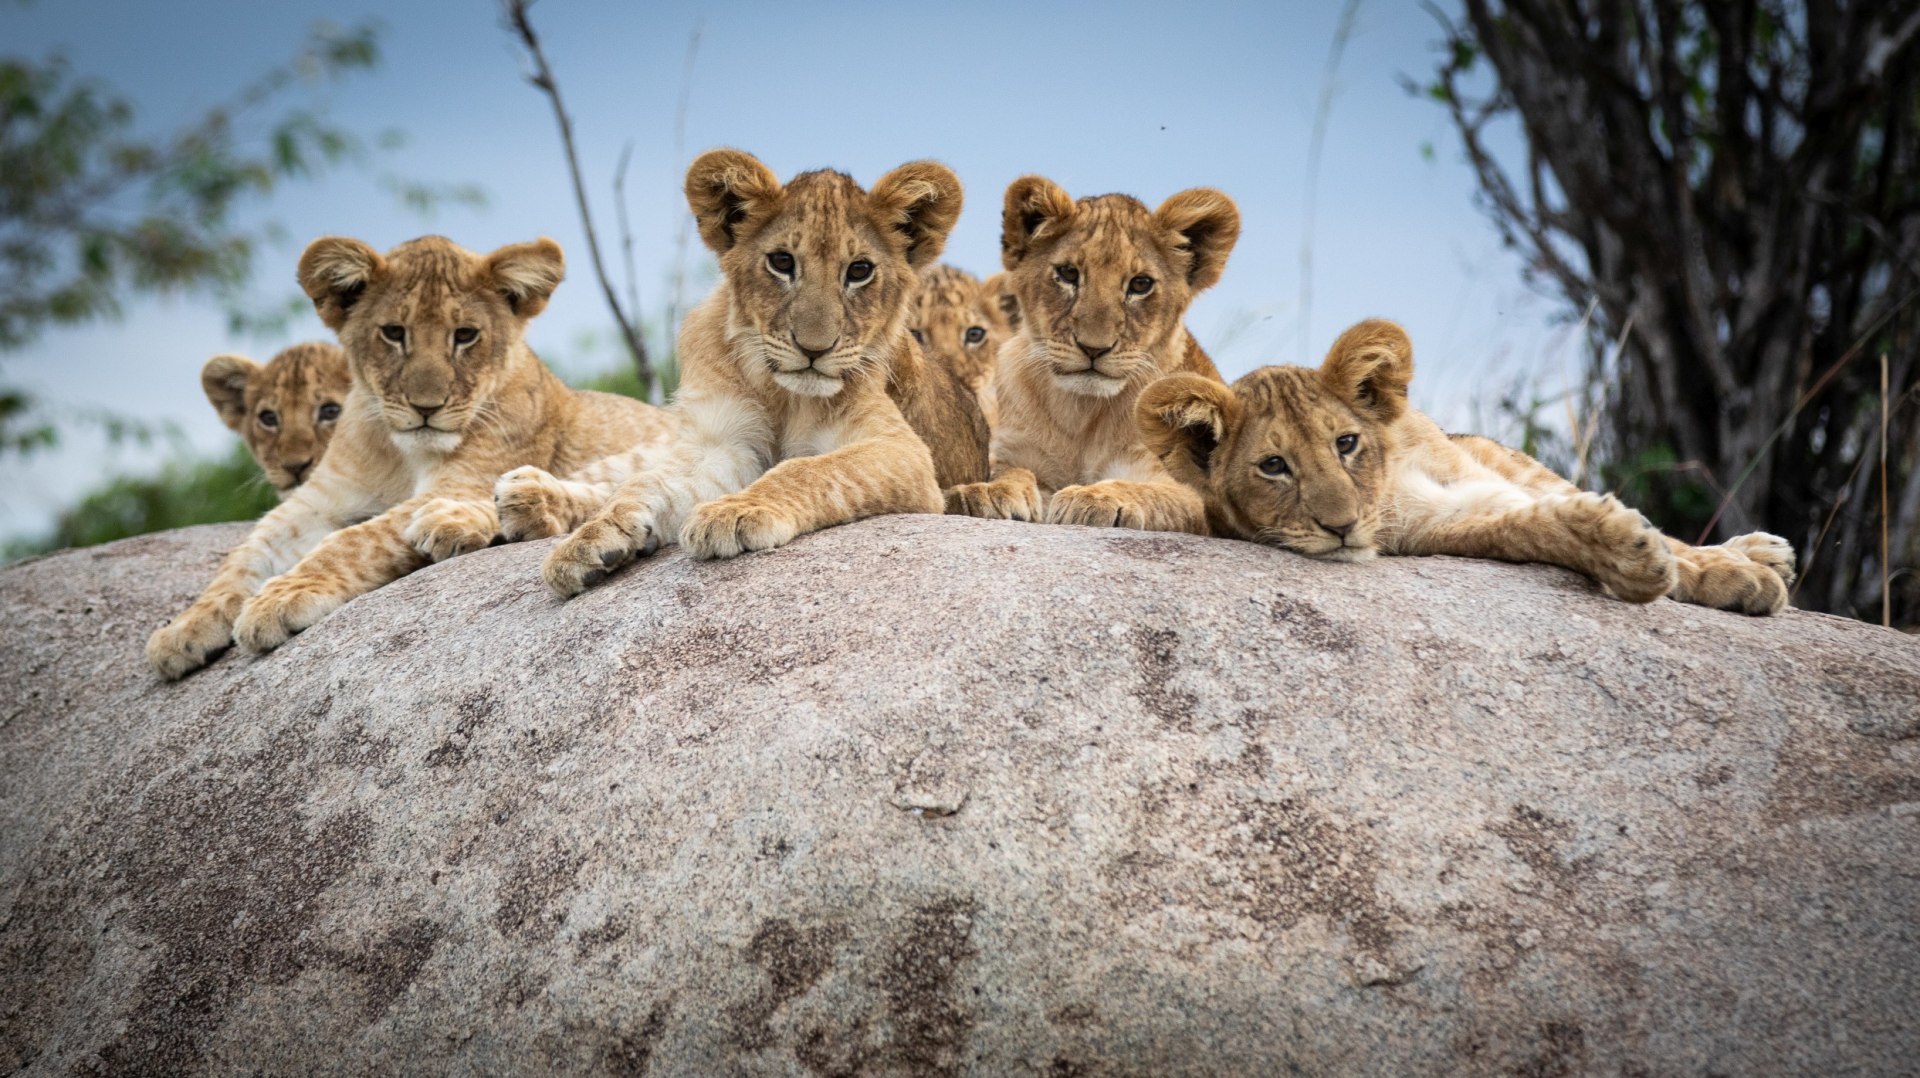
<box><xmin>1427</xmin><ymin>0</ymin><xmax>1920</xmax><ymax>623</ymax></box>
<box><xmin>502</xmin><ymin>0</ymin><xmax>655</xmax><ymax>396</ymax></box>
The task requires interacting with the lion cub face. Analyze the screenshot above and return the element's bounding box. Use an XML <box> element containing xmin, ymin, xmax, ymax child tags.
<box><xmin>909</xmin><ymin>264</ymin><xmax>1014</xmax><ymax>392</ymax></box>
<box><xmin>1138</xmin><ymin>320</ymin><xmax>1415</xmax><ymax>560</ymax></box>
<box><xmin>297</xmin><ymin>234</ymin><xmax>565</xmax><ymax>449</ymax></box>
<box><xmin>1000</xmin><ymin>177</ymin><xmax>1240</xmax><ymax>399</ymax></box>
<box><xmin>686</xmin><ymin>149</ymin><xmax>962</xmax><ymax>400</ymax></box>
<box><xmin>201</xmin><ymin>341</ymin><xmax>351</xmax><ymax>494</ymax></box>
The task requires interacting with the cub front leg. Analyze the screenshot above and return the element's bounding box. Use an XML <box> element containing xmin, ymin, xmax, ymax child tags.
<box><xmin>147</xmin><ymin>590</ymin><xmax>246</xmax><ymax>682</ymax></box>
<box><xmin>1724</xmin><ymin>532</ymin><xmax>1797</xmax><ymax>585</ymax></box>
<box><xmin>544</xmin><ymin>434</ymin><xmax>769</xmax><ymax>596</ymax></box>
<box><xmin>543</xmin><ymin>492</ymin><xmax>668</xmax><ymax>598</ymax></box>
<box><xmin>233</xmin><ymin>503</ymin><xmax>430</xmax><ymax>652</ymax></box>
<box><xmin>405</xmin><ymin>496</ymin><xmax>498</xmax><ymax>562</ymax></box>
<box><xmin>495</xmin><ymin>466</ymin><xmax>609</xmax><ymax>541</ymax></box>
<box><xmin>1045</xmin><ymin>479</ymin><xmax>1208</xmax><ymax>535</ymax></box>
<box><xmin>1395</xmin><ymin>491</ymin><xmax>1676</xmax><ymax>603</ymax></box>
<box><xmin>945</xmin><ymin>467</ymin><xmax>1046</xmax><ymax>521</ymax></box>
<box><xmin>1665</xmin><ymin>533</ymin><xmax>1794</xmax><ymax>615</ymax></box>
<box><xmin>681</xmin><ymin>432</ymin><xmax>942</xmax><ymax>560</ymax></box>
<box><xmin>146</xmin><ymin>494</ymin><xmax>340</xmax><ymax>679</ymax></box>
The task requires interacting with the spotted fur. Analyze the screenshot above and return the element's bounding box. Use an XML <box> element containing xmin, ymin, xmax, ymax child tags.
<box><xmin>947</xmin><ymin>176</ymin><xmax>1240</xmax><ymax>533</ymax></box>
<box><xmin>201</xmin><ymin>341</ymin><xmax>351</xmax><ymax>494</ymax></box>
<box><xmin>146</xmin><ymin>235</ymin><xmax>675</xmax><ymax>679</ymax></box>
<box><xmin>527</xmin><ymin>149</ymin><xmax>951</xmax><ymax>598</ymax></box>
<box><xmin>1137</xmin><ymin>318</ymin><xmax>1798</xmax><ymax>615</ymax></box>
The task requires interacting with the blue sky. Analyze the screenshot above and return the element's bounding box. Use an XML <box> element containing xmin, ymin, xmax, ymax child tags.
<box><xmin>3</xmin><ymin>0</ymin><xmax>1570</xmax><ymax>540</ymax></box>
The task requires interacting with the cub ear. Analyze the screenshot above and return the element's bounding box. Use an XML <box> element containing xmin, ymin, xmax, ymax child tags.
<box><xmin>1000</xmin><ymin>175</ymin><xmax>1075</xmax><ymax>271</ymax></box>
<box><xmin>685</xmin><ymin>148</ymin><xmax>783</xmax><ymax>254</ymax></box>
<box><xmin>984</xmin><ymin>272</ymin><xmax>1020</xmax><ymax>330</ymax></box>
<box><xmin>1319</xmin><ymin>319</ymin><xmax>1414</xmax><ymax>423</ymax></box>
<box><xmin>1136</xmin><ymin>372</ymin><xmax>1240</xmax><ymax>488</ymax></box>
<box><xmin>1153</xmin><ymin>188</ymin><xmax>1241</xmax><ymax>292</ymax></box>
<box><xmin>485</xmin><ymin>238</ymin><xmax>567</xmax><ymax>319</ymax></box>
<box><xmin>871</xmin><ymin>161</ymin><xmax>963</xmax><ymax>269</ymax></box>
<box><xmin>200</xmin><ymin>354</ymin><xmax>260</xmax><ymax>432</ymax></box>
<box><xmin>298</xmin><ymin>237</ymin><xmax>384</xmax><ymax>331</ymax></box>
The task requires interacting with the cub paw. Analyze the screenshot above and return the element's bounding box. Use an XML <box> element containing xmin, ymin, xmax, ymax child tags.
<box><xmin>1556</xmin><ymin>492</ymin><xmax>1675</xmax><ymax>603</ymax></box>
<box><xmin>544</xmin><ymin>510</ymin><xmax>658</xmax><ymax>598</ymax></box>
<box><xmin>1675</xmin><ymin>546</ymin><xmax>1790</xmax><ymax>616</ymax></box>
<box><xmin>405</xmin><ymin>498</ymin><xmax>497</xmax><ymax>563</ymax></box>
<box><xmin>946</xmin><ymin>469</ymin><xmax>1045</xmax><ymax>522</ymax></box>
<box><xmin>233</xmin><ymin>580</ymin><xmax>342</xmax><ymax>653</ymax></box>
<box><xmin>146</xmin><ymin>608</ymin><xmax>232</xmax><ymax>681</ymax></box>
<box><xmin>1046</xmin><ymin>482</ymin><xmax>1148</xmax><ymax>530</ymax></box>
<box><xmin>495</xmin><ymin>466</ymin><xmax>574</xmax><ymax>542</ymax></box>
<box><xmin>1723</xmin><ymin>531</ymin><xmax>1797</xmax><ymax>587</ymax></box>
<box><xmin>681</xmin><ymin>497</ymin><xmax>800</xmax><ymax>560</ymax></box>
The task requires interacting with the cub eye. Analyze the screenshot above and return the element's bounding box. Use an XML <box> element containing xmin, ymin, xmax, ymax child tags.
<box><xmin>316</xmin><ymin>402</ymin><xmax>341</xmax><ymax>423</ymax></box>
<box><xmin>909</xmin><ymin>328</ymin><xmax>926</xmax><ymax>344</ymax></box>
<box><xmin>380</xmin><ymin>324</ymin><xmax>405</xmax><ymax>343</ymax></box>
<box><xmin>845</xmin><ymin>260</ymin><xmax>874</xmax><ymax>284</ymax></box>
<box><xmin>454</xmin><ymin>327</ymin><xmax>478</xmax><ymax>345</ymax></box>
<box><xmin>964</xmin><ymin>326</ymin><xmax>986</xmax><ymax>345</ymax></box>
<box><xmin>1054</xmin><ymin>264</ymin><xmax>1079</xmax><ymax>286</ymax></box>
<box><xmin>1336</xmin><ymin>433</ymin><xmax>1358</xmax><ymax>455</ymax></box>
<box><xmin>257</xmin><ymin>409</ymin><xmax>279</xmax><ymax>428</ymax></box>
<box><xmin>767</xmin><ymin>251</ymin><xmax>795</xmax><ymax>275</ymax></box>
<box><xmin>1257</xmin><ymin>455</ymin><xmax>1290</xmax><ymax>478</ymax></box>
<box><xmin>1127</xmin><ymin>275</ymin><xmax>1155</xmax><ymax>296</ymax></box>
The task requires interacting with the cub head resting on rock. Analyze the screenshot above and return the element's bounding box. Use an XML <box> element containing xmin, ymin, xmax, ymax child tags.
<box><xmin>1136</xmin><ymin>319</ymin><xmax>1797</xmax><ymax>614</ymax></box>
<box><xmin>946</xmin><ymin>175</ymin><xmax>1240</xmax><ymax>533</ymax></box>
<box><xmin>201</xmin><ymin>341</ymin><xmax>351</xmax><ymax>495</ymax></box>
<box><xmin>528</xmin><ymin>149</ymin><xmax>961</xmax><ymax>599</ymax></box>
<box><xmin>146</xmin><ymin>235</ymin><xmax>674</xmax><ymax>679</ymax></box>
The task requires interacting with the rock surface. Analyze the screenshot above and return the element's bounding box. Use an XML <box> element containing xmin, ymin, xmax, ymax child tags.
<box><xmin>1</xmin><ymin>516</ymin><xmax>1917</xmax><ymax>1076</ymax></box>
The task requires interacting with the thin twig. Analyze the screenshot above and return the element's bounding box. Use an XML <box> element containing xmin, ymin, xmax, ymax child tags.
<box><xmin>1578</xmin><ymin>315</ymin><xmax>1633</xmax><ymax>488</ymax></box>
<box><xmin>1299</xmin><ymin>0</ymin><xmax>1364</xmax><ymax>361</ymax></box>
<box><xmin>665</xmin><ymin>19</ymin><xmax>704</xmax><ymax>369</ymax></box>
<box><xmin>502</xmin><ymin>0</ymin><xmax>653</xmax><ymax>392</ymax></box>
<box><xmin>611</xmin><ymin>140</ymin><xmax>649</xmax><ymax>400</ymax></box>
<box><xmin>1883</xmin><ymin>353</ymin><xmax>1892</xmax><ymax>627</ymax></box>
<box><xmin>1556</xmin><ymin>298</ymin><xmax>1597</xmax><ymax>486</ymax></box>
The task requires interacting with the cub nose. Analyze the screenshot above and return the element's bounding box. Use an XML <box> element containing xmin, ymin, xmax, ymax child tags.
<box><xmin>1076</xmin><ymin>340</ymin><xmax>1113</xmax><ymax>362</ymax></box>
<box><xmin>793</xmin><ymin>335</ymin><xmax>838</xmax><ymax>363</ymax></box>
<box><xmin>1316</xmin><ymin>518</ymin><xmax>1355</xmax><ymax>540</ymax></box>
<box><xmin>284</xmin><ymin>460</ymin><xmax>312</xmax><ymax>484</ymax></box>
<box><xmin>412</xmin><ymin>403</ymin><xmax>443</xmax><ymax>421</ymax></box>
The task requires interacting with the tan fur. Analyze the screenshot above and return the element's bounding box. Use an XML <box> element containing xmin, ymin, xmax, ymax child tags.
<box><xmin>1137</xmin><ymin>319</ymin><xmax>1798</xmax><ymax>615</ymax></box>
<box><xmin>146</xmin><ymin>235</ymin><xmax>674</xmax><ymax>679</ymax></box>
<box><xmin>947</xmin><ymin>176</ymin><xmax>1240</xmax><ymax>532</ymax></box>
<box><xmin>201</xmin><ymin>341</ymin><xmax>351</xmax><ymax>494</ymax></box>
<box><xmin>889</xmin><ymin>328</ymin><xmax>990</xmax><ymax>489</ymax></box>
<box><xmin>910</xmin><ymin>263</ymin><xmax>1014</xmax><ymax>402</ymax></box>
<box><xmin>523</xmin><ymin>150</ymin><xmax>951</xmax><ymax>599</ymax></box>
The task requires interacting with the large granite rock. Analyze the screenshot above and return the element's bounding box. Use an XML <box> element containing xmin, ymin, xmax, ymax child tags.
<box><xmin>1</xmin><ymin>517</ymin><xmax>1915</xmax><ymax>1075</ymax></box>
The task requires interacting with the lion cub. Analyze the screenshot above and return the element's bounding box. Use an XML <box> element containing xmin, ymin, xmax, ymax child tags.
<box><xmin>519</xmin><ymin>149</ymin><xmax>959</xmax><ymax>598</ymax></box>
<box><xmin>146</xmin><ymin>235</ymin><xmax>674</xmax><ymax>679</ymax></box>
<box><xmin>946</xmin><ymin>176</ymin><xmax>1240</xmax><ymax>533</ymax></box>
<box><xmin>1137</xmin><ymin>319</ymin><xmax>1797</xmax><ymax>614</ymax></box>
<box><xmin>201</xmin><ymin>341</ymin><xmax>352</xmax><ymax>494</ymax></box>
<box><xmin>910</xmin><ymin>263</ymin><xmax>1016</xmax><ymax>403</ymax></box>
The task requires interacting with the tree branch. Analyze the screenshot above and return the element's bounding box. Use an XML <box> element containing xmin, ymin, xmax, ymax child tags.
<box><xmin>502</xmin><ymin>0</ymin><xmax>653</xmax><ymax>393</ymax></box>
